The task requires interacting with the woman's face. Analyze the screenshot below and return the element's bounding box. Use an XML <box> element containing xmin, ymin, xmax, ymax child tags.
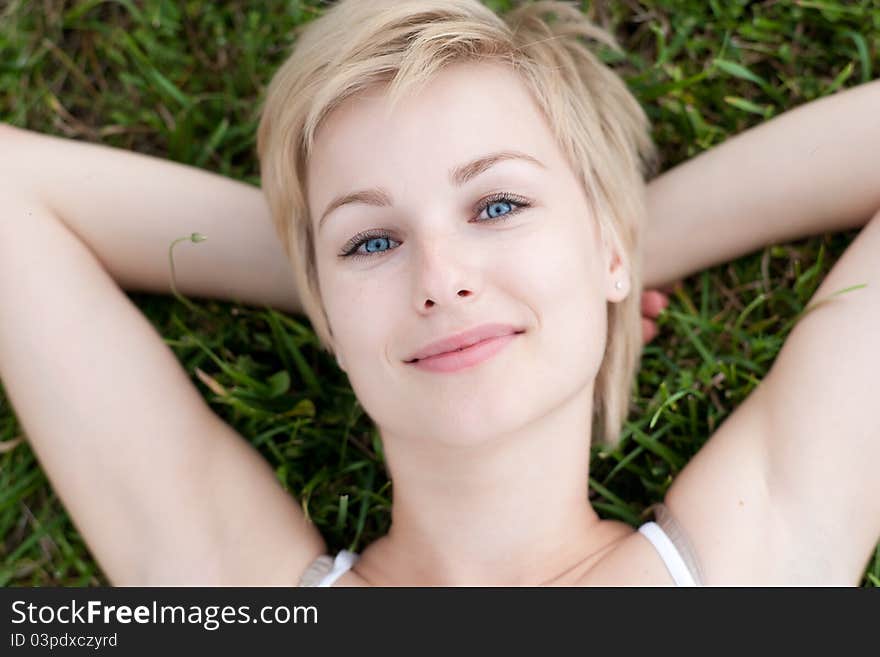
<box><xmin>307</xmin><ymin>61</ymin><xmax>629</xmax><ymax>446</ymax></box>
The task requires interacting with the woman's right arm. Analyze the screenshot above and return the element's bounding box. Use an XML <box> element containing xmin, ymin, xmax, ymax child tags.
<box><xmin>0</xmin><ymin>124</ymin><xmax>302</xmax><ymax>314</ymax></box>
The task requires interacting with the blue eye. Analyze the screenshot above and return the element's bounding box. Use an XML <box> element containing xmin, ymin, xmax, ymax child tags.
<box><xmin>473</xmin><ymin>191</ymin><xmax>530</xmax><ymax>222</ymax></box>
<box><xmin>342</xmin><ymin>234</ymin><xmax>400</xmax><ymax>259</ymax></box>
<box><xmin>483</xmin><ymin>200</ymin><xmax>514</xmax><ymax>219</ymax></box>
<box><xmin>362</xmin><ymin>236</ymin><xmax>393</xmax><ymax>255</ymax></box>
<box><xmin>340</xmin><ymin>192</ymin><xmax>530</xmax><ymax>261</ymax></box>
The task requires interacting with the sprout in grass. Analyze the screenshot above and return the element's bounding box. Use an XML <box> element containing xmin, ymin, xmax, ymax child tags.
<box><xmin>168</xmin><ymin>233</ymin><xmax>208</xmax><ymax>315</ymax></box>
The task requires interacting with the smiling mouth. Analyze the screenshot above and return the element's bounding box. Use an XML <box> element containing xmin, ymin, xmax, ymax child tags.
<box><xmin>411</xmin><ymin>341</ymin><xmax>483</xmax><ymax>362</ymax></box>
<box><xmin>407</xmin><ymin>331</ymin><xmax>525</xmax><ymax>363</ymax></box>
<box><xmin>409</xmin><ymin>343</ymin><xmax>475</xmax><ymax>363</ymax></box>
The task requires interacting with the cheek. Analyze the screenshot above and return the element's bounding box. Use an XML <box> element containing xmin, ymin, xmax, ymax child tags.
<box><xmin>319</xmin><ymin>271</ymin><xmax>401</xmax><ymax>430</ymax></box>
<box><xmin>321</xmin><ymin>273</ymin><xmax>391</xmax><ymax>355</ymax></box>
<box><xmin>505</xmin><ymin>217</ymin><xmax>601</xmax><ymax>314</ymax></box>
<box><xmin>507</xmin><ymin>218</ymin><xmax>608</xmax><ymax>372</ymax></box>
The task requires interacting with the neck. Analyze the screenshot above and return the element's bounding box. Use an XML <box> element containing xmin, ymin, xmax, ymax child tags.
<box><xmin>358</xmin><ymin>384</ymin><xmax>613</xmax><ymax>586</ymax></box>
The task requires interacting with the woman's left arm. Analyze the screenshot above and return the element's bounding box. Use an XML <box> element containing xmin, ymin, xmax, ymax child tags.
<box><xmin>643</xmin><ymin>79</ymin><xmax>880</xmax><ymax>290</ymax></box>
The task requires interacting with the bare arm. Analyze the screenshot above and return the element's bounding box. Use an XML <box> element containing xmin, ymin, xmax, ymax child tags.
<box><xmin>0</xmin><ymin>191</ymin><xmax>325</xmax><ymax>585</ymax></box>
<box><xmin>644</xmin><ymin>79</ymin><xmax>880</xmax><ymax>289</ymax></box>
<box><xmin>647</xmin><ymin>79</ymin><xmax>880</xmax><ymax>583</ymax></box>
<box><xmin>0</xmin><ymin>124</ymin><xmax>301</xmax><ymax>314</ymax></box>
<box><xmin>0</xmin><ymin>127</ymin><xmax>327</xmax><ymax>584</ymax></box>
<box><xmin>664</xmin><ymin>207</ymin><xmax>880</xmax><ymax>584</ymax></box>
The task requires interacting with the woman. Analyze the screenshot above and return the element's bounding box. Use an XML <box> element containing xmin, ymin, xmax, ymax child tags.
<box><xmin>0</xmin><ymin>0</ymin><xmax>878</xmax><ymax>586</ymax></box>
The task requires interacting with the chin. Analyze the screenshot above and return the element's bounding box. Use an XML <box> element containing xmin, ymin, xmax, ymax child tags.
<box><xmin>350</xmin><ymin>331</ymin><xmax>598</xmax><ymax>446</ymax></box>
<box><xmin>393</xmin><ymin>386</ymin><xmax>549</xmax><ymax>448</ymax></box>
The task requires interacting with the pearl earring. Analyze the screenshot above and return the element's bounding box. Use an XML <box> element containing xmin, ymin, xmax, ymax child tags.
<box><xmin>615</xmin><ymin>280</ymin><xmax>624</xmax><ymax>290</ymax></box>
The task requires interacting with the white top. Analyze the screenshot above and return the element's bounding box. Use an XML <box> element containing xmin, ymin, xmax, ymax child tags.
<box><xmin>301</xmin><ymin>519</ymin><xmax>702</xmax><ymax>586</ymax></box>
<box><xmin>308</xmin><ymin>550</ymin><xmax>360</xmax><ymax>587</ymax></box>
<box><xmin>637</xmin><ymin>521</ymin><xmax>698</xmax><ymax>586</ymax></box>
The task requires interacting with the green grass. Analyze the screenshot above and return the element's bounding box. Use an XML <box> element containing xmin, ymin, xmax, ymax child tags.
<box><xmin>1</xmin><ymin>0</ymin><xmax>878</xmax><ymax>587</ymax></box>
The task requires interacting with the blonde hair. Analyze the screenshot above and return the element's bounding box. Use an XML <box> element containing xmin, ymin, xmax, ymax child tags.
<box><xmin>257</xmin><ymin>0</ymin><xmax>657</xmax><ymax>447</ymax></box>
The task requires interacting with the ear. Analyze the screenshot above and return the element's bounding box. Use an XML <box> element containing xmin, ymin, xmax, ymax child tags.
<box><xmin>600</xmin><ymin>222</ymin><xmax>630</xmax><ymax>303</ymax></box>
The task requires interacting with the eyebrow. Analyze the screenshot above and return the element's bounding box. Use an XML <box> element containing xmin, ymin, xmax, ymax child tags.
<box><xmin>317</xmin><ymin>150</ymin><xmax>546</xmax><ymax>232</ymax></box>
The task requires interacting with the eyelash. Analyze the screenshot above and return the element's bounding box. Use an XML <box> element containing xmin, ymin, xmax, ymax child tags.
<box><xmin>339</xmin><ymin>192</ymin><xmax>531</xmax><ymax>261</ymax></box>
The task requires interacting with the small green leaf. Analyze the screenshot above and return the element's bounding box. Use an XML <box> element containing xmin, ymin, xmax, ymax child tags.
<box><xmin>266</xmin><ymin>370</ymin><xmax>290</xmax><ymax>398</ymax></box>
<box><xmin>714</xmin><ymin>58</ymin><xmax>767</xmax><ymax>87</ymax></box>
<box><xmin>843</xmin><ymin>31</ymin><xmax>872</xmax><ymax>83</ymax></box>
<box><xmin>335</xmin><ymin>495</ymin><xmax>349</xmax><ymax>532</ymax></box>
<box><xmin>148</xmin><ymin>68</ymin><xmax>190</xmax><ymax>108</ymax></box>
<box><xmin>724</xmin><ymin>96</ymin><xmax>773</xmax><ymax>117</ymax></box>
<box><xmin>285</xmin><ymin>399</ymin><xmax>316</xmax><ymax>418</ymax></box>
<box><xmin>823</xmin><ymin>61</ymin><xmax>854</xmax><ymax>96</ymax></box>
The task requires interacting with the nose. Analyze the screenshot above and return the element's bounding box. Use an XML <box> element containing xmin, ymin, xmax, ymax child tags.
<box><xmin>410</xmin><ymin>236</ymin><xmax>478</xmax><ymax>313</ymax></box>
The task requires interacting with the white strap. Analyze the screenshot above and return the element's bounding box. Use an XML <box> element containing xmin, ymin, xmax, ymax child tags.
<box><xmin>638</xmin><ymin>522</ymin><xmax>698</xmax><ymax>586</ymax></box>
<box><xmin>316</xmin><ymin>550</ymin><xmax>359</xmax><ymax>587</ymax></box>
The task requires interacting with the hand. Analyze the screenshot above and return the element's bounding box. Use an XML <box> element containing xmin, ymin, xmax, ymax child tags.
<box><xmin>641</xmin><ymin>289</ymin><xmax>671</xmax><ymax>344</ymax></box>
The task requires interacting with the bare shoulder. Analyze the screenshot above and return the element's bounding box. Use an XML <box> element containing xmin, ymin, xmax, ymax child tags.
<box><xmin>654</xmin><ymin>213</ymin><xmax>880</xmax><ymax>585</ymax></box>
<box><xmin>576</xmin><ymin>523</ymin><xmax>678</xmax><ymax>586</ymax></box>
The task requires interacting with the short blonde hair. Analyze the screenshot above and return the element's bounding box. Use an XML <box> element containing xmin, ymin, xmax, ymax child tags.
<box><xmin>257</xmin><ymin>0</ymin><xmax>657</xmax><ymax>447</ymax></box>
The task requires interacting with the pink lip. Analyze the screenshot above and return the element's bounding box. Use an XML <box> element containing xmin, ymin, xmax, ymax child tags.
<box><xmin>405</xmin><ymin>323</ymin><xmax>524</xmax><ymax>374</ymax></box>
<box><xmin>408</xmin><ymin>333</ymin><xmax>520</xmax><ymax>373</ymax></box>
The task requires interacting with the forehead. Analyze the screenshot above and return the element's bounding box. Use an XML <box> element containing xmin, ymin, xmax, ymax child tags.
<box><xmin>306</xmin><ymin>61</ymin><xmax>563</xmax><ymax>213</ymax></box>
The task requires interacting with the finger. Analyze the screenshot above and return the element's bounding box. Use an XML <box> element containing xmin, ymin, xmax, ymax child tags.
<box><xmin>642</xmin><ymin>317</ymin><xmax>658</xmax><ymax>344</ymax></box>
<box><xmin>641</xmin><ymin>290</ymin><xmax>669</xmax><ymax>317</ymax></box>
